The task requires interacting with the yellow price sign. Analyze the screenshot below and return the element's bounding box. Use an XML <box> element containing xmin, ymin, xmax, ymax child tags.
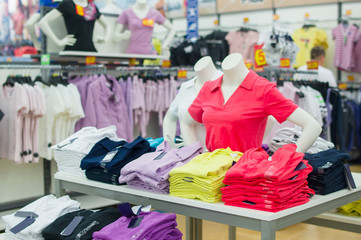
<box><xmin>244</xmin><ymin>60</ymin><xmax>253</xmax><ymax>70</ymax></box>
<box><xmin>346</xmin><ymin>10</ymin><xmax>352</xmax><ymax>16</ymax></box>
<box><xmin>161</xmin><ymin>60</ymin><xmax>171</xmax><ymax>68</ymax></box>
<box><xmin>347</xmin><ymin>75</ymin><xmax>355</xmax><ymax>81</ymax></box>
<box><xmin>273</xmin><ymin>14</ymin><xmax>279</xmax><ymax>21</ymax></box>
<box><xmin>177</xmin><ymin>70</ymin><xmax>187</xmax><ymax>79</ymax></box>
<box><xmin>304</xmin><ymin>13</ymin><xmax>310</xmax><ymax>19</ymax></box>
<box><xmin>6</xmin><ymin>57</ymin><xmax>12</xmax><ymax>62</ymax></box>
<box><xmin>129</xmin><ymin>58</ymin><xmax>136</xmax><ymax>66</ymax></box>
<box><xmin>254</xmin><ymin>67</ymin><xmax>264</xmax><ymax>72</ymax></box>
<box><xmin>306</xmin><ymin>61</ymin><xmax>319</xmax><ymax>70</ymax></box>
<box><xmin>85</xmin><ymin>56</ymin><xmax>96</xmax><ymax>65</ymax></box>
<box><xmin>75</xmin><ymin>5</ymin><xmax>84</xmax><ymax>16</ymax></box>
<box><xmin>142</xmin><ymin>18</ymin><xmax>154</xmax><ymax>27</ymax></box>
<box><xmin>243</xmin><ymin>17</ymin><xmax>249</xmax><ymax>23</ymax></box>
<box><xmin>213</xmin><ymin>20</ymin><xmax>219</xmax><ymax>26</ymax></box>
<box><xmin>255</xmin><ymin>49</ymin><xmax>267</xmax><ymax>66</ymax></box>
<box><xmin>280</xmin><ymin>58</ymin><xmax>290</xmax><ymax>68</ymax></box>
<box><xmin>338</xmin><ymin>83</ymin><xmax>347</xmax><ymax>90</ymax></box>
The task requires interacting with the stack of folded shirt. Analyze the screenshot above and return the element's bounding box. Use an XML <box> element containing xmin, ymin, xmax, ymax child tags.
<box><xmin>119</xmin><ymin>141</ymin><xmax>202</xmax><ymax>193</ymax></box>
<box><xmin>42</xmin><ymin>207</ymin><xmax>122</xmax><ymax>240</ymax></box>
<box><xmin>92</xmin><ymin>211</ymin><xmax>182</xmax><ymax>240</ymax></box>
<box><xmin>2</xmin><ymin>195</ymin><xmax>80</xmax><ymax>240</ymax></box>
<box><xmin>222</xmin><ymin>144</ymin><xmax>314</xmax><ymax>212</ymax></box>
<box><xmin>338</xmin><ymin>199</ymin><xmax>361</xmax><ymax>216</ymax></box>
<box><xmin>51</xmin><ymin>126</ymin><xmax>120</xmax><ymax>177</ymax></box>
<box><xmin>80</xmin><ymin>136</ymin><xmax>155</xmax><ymax>185</ymax></box>
<box><xmin>269</xmin><ymin>127</ymin><xmax>335</xmax><ymax>154</ymax></box>
<box><xmin>304</xmin><ymin>149</ymin><xmax>350</xmax><ymax>195</ymax></box>
<box><xmin>169</xmin><ymin>148</ymin><xmax>243</xmax><ymax>203</ymax></box>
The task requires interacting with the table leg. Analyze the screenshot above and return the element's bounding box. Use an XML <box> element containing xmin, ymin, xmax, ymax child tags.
<box><xmin>195</xmin><ymin>218</ymin><xmax>202</xmax><ymax>240</ymax></box>
<box><xmin>229</xmin><ymin>225</ymin><xmax>236</xmax><ymax>240</ymax></box>
<box><xmin>261</xmin><ymin>220</ymin><xmax>276</xmax><ymax>240</ymax></box>
<box><xmin>54</xmin><ymin>179</ymin><xmax>66</xmax><ymax>197</ymax></box>
<box><xmin>186</xmin><ymin>216</ymin><xmax>194</xmax><ymax>240</ymax></box>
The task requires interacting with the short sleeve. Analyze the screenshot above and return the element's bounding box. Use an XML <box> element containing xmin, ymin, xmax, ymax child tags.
<box><xmin>117</xmin><ymin>10</ymin><xmax>128</xmax><ymax>25</ymax></box>
<box><xmin>264</xmin><ymin>84</ymin><xmax>298</xmax><ymax>124</ymax></box>
<box><xmin>56</xmin><ymin>0</ymin><xmax>70</xmax><ymax>16</ymax></box>
<box><xmin>225</xmin><ymin>32</ymin><xmax>233</xmax><ymax>44</ymax></box>
<box><xmin>95</xmin><ymin>5</ymin><xmax>101</xmax><ymax>19</ymax></box>
<box><xmin>154</xmin><ymin>9</ymin><xmax>166</xmax><ymax>25</ymax></box>
<box><xmin>188</xmin><ymin>84</ymin><xmax>208</xmax><ymax>123</ymax></box>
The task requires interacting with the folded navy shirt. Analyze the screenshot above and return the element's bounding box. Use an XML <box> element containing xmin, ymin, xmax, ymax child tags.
<box><xmin>81</xmin><ymin>136</ymin><xmax>155</xmax><ymax>174</ymax></box>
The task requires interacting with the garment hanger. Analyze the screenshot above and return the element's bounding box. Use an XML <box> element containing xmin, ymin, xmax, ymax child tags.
<box><xmin>3</xmin><ymin>75</ymin><xmax>16</xmax><ymax>87</ymax></box>
<box><xmin>34</xmin><ymin>76</ymin><xmax>50</xmax><ymax>86</ymax></box>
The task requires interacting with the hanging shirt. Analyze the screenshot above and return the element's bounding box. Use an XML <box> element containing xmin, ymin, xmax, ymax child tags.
<box><xmin>83</xmin><ymin>74</ymin><xmax>131</xmax><ymax>140</ymax></box>
<box><xmin>0</xmin><ymin>83</ymin><xmax>29</xmax><ymax>163</ymax></box>
<box><xmin>225</xmin><ymin>30</ymin><xmax>259</xmax><ymax>62</ymax></box>
<box><xmin>292</xmin><ymin>27</ymin><xmax>328</xmax><ymax>68</ymax></box>
<box><xmin>188</xmin><ymin>71</ymin><xmax>299</xmax><ymax>152</ymax></box>
<box><xmin>31</xmin><ymin>86</ymin><xmax>46</xmax><ymax>163</ymax></box>
<box><xmin>56</xmin><ymin>0</ymin><xmax>101</xmax><ymax>52</ymax></box>
<box><xmin>332</xmin><ymin>24</ymin><xmax>361</xmax><ymax>71</ymax></box>
<box><xmin>117</xmin><ymin>8</ymin><xmax>166</xmax><ymax>55</ymax></box>
<box><xmin>351</xmin><ymin>29</ymin><xmax>361</xmax><ymax>73</ymax></box>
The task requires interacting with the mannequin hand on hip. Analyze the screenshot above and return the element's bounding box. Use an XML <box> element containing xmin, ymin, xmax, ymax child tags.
<box><xmin>162</xmin><ymin>45</ymin><xmax>170</xmax><ymax>58</ymax></box>
<box><xmin>57</xmin><ymin>34</ymin><xmax>77</xmax><ymax>47</ymax></box>
<box><xmin>112</xmin><ymin>30</ymin><xmax>131</xmax><ymax>42</ymax></box>
<box><xmin>94</xmin><ymin>35</ymin><xmax>105</xmax><ymax>43</ymax></box>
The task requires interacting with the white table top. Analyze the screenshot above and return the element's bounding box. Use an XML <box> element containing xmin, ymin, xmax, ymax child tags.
<box><xmin>54</xmin><ymin>172</ymin><xmax>361</xmax><ymax>222</ymax></box>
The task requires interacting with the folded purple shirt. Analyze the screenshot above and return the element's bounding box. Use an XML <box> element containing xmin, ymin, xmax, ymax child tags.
<box><xmin>92</xmin><ymin>211</ymin><xmax>182</xmax><ymax>240</ymax></box>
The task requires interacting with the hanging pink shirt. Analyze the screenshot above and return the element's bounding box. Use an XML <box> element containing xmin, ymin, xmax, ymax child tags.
<box><xmin>117</xmin><ymin>8</ymin><xmax>166</xmax><ymax>55</ymax></box>
<box><xmin>225</xmin><ymin>30</ymin><xmax>259</xmax><ymax>62</ymax></box>
<box><xmin>332</xmin><ymin>23</ymin><xmax>360</xmax><ymax>71</ymax></box>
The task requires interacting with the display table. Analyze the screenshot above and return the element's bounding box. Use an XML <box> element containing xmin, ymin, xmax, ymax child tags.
<box><xmin>54</xmin><ymin>172</ymin><xmax>361</xmax><ymax>240</ymax></box>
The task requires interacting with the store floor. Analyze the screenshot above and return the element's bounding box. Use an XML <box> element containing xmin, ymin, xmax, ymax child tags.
<box><xmin>174</xmin><ymin>214</ymin><xmax>361</xmax><ymax>240</ymax></box>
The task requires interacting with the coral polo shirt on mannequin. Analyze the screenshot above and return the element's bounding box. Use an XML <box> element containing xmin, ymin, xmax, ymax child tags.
<box><xmin>188</xmin><ymin>70</ymin><xmax>298</xmax><ymax>152</ymax></box>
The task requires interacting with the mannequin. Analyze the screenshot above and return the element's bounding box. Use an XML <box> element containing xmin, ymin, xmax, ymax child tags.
<box><xmin>113</xmin><ymin>0</ymin><xmax>175</xmax><ymax>57</ymax></box>
<box><xmin>181</xmin><ymin>53</ymin><xmax>322</xmax><ymax>153</ymax></box>
<box><xmin>163</xmin><ymin>56</ymin><xmax>222</xmax><ymax>149</ymax></box>
<box><xmin>38</xmin><ymin>0</ymin><xmax>110</xmax><ymax>51</ymax></box>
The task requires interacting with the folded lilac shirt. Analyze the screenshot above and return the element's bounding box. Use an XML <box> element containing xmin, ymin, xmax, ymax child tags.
<box><xmin>117</xmin><ymin>8</ymin><xmax>166</xmax><ymax>54</ymax></box>
<box><xmin>92</xmin><ymin>211</ymin><xmax>182</xmax><ymax>240</ymax></box>
<box><xmin>119</xmin><ymin>141</ymin><xmax>203</xmax><ymax>192</ymax></box>
<box><xmin>82</xmin><ymin>74</ymin><xmax>131</xmax><ymax>141</ymax></box>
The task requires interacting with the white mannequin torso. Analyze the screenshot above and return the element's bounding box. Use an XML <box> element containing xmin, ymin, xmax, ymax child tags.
<box><xmin>132</xmin><ymin>0</ymin><xmax>150</xmax><ymax>19</ymax></box>
<box><xmin>221</xmin><ymin>53</ymin><xmax>249</xmax><ymax>104</ymax></box>
<box><xmin>193</xmin><ymin>56</ymin><xmax>219</xmax><ymax>95</ymax></box>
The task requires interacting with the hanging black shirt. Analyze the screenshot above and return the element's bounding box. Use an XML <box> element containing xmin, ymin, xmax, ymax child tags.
<box><xmin>56</xmin><ymin>0</ymin><xmax>101</xmax><ymax>52</ymax></box>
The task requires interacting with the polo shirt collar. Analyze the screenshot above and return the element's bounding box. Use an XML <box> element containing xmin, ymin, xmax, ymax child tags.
<box><xmin>210</xmin><ymin>70</ymin><xmax>257</xmax><ymax>92</ymax></box>
<box><xmin>99</xmin><ymin>74</ymin><xmax>121</xmax><ymax>103</ymax></box>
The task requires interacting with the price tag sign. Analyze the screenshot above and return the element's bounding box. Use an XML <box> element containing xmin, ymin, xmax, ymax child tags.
<box><xmin>161</xmin><ymin>60</ymin><xmax>171</xmax><ymax>68</ymax></box>
<box><xmin>306</xmin><ymin>61</ymin><xmax>319</xmax><ymax>70</ymax></box>
<box><xmin>41</xmin><ymin>54</ymin><xmax>50</xmax><ymax>65</ymax></box>
<box><xmin>280</xmin><ymin>58</ymin><xmax>290</xmax><ymax>68</ymax></box>
<box><xmin>75</xmin><ymin>5</ymin><xmax>84</xmax><ymax>16</ymax></box>
<box><xmin>142</xmin><ymin>18</ymin><xmax>154</xmax><ymax>27</ymax></box>
<box><xmin>254</xmin><ymin>48</ymin><xmax>267</xmax><ymax>67</ymax></box>
<box><xmin>338</xmin><ymin>83</ymin><xmax>347</xmax><ymax>90</ymax></box>
<box><xmin>243</xmin><ymin>17</ymin><xmax>249</xmax><ymax>23</ymax></box>
<box><xmin>254</xmin><ymin>67</ymin><xmax>264</xmax><ymax>72</ymax></box>
<box><xmin>244</xmin><ymin>60</ymin><xmax>253</xmax><ymax>70</ymax></box>
<box><xmin>213</xmin><ymin>20</ymin><xmax>219</xmax><ymax>26</ymax></box>
<box><xmin>177</xmin><ymin>70</ymin><xmax>187</xmax><ymax>79</ymax></box>
<box><xmin>273</xmin><ymin>14</ymin><xmax>279</xmax><ymax>21</ymax></box>
<box><xmin>347</xmin><ymin>75</ymin><xmax>355</xmax><ymax>82</ymax></box>
<box><xmin>346</xmin><ymin>10</ymin><xmax>352</xmax><ymax>16</ymax></box>
<box><xmin>129</xmin><ymin>58</ymin><xmax>136</xmax><ymax>66</ymax></box>
<box><xmin>85</xmin><ymin>56</ymin><xmax>96</xmax><ymax>65</ymax></box>
<box><xmin>6</xmin><ymin>57</ymin><xmax>12</xmax><ymax>62</ymax></box>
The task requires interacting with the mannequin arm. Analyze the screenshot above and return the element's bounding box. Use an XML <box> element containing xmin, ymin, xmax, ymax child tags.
<box><xmin>113</xmin><ymin>23</ymin><xmax>131</xmax><ymax>42</ymax></box>
<box><xmin>163</xmin><ymin>111</ymin><xmax>184</xmax><ymax>148</ymax></box>
<box><xmin>94</xmin><ymin>15</ymin><xmax>111</xmax><ymax>42</ymax></box>
<box><xmin>25</xmin><ymin>13</ymin><xmax>41</xmax><ymax>50</ymax></box>
<box><xmin>286</xmin><ymin>107</ymin><xmax>322</xmax><ymax>153</ymax></box>
<box><xmin>160</xmin><ymin>19</ymin><xmax>176</xmax><ymax>58</ymax></box>
<box><xmin>180</xmin><ymin>111</ymin><xmax>199</xmax><ymax>146</ymax></box>
<box><xmin>263</xmin><ymin>115</ymin><xmax>276</xmax><ymax>140</ymax></box>
<box><xmin>38</xmin><ymin>9</ymin><xmax>76</xmax><ymax>47</ymax></box>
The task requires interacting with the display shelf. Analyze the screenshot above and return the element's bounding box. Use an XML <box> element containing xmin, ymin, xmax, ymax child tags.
<box><xmin>54</xmin><ymin>172</ymin><xmax>361</xmax><ymax>240</ymax></box>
